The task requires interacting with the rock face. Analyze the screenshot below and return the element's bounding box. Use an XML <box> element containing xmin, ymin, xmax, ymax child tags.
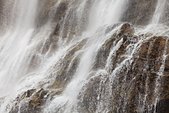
<box><xmin>122</xmin><ymin>0</ymin><xmax>158</xmax><ymax>25</ymax></box>
<box><xmin>35</xmin><ymin>0</ymin><xmax>58</xmax><ymax>28</ymax></box>
<box><xmin>78</xmin><ymin>23</ymin><xmax>169</xmax><ymax>113</ymax></box>
<box><xmin>156</xmin><ymin>99</ymin><xmax>169</xmax><ymax>113</ymax></box>
<box><xmin>6</xmin><ymin>23</ymin><xmax>169</xmax><ymax>113</ymax></box>
<box><xmin>9</xmin><ymin>89</ymin><xmax>49</xmax><ymax>113</ymax></box>
<box><xmin>1</xmin><ymin>0</ymin><xmax>169</xmax><ymax>113</ymax></box>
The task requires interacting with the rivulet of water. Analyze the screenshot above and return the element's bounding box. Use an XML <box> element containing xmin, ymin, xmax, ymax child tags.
<box><xmin>0</xmin><ymin>0</ymin><xmax>169</xmax><ymax>113</ymax></box>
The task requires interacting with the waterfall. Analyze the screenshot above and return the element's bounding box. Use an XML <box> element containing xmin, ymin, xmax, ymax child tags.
<box><xmin>151</xmin><ymin>0</ymin><xmax>167</xmax><ymax>24</ymax></box>
<box><xmin>44</xmin><ymin>0</ymin><xmax>129</xmax><ymax>112</ymax></box>
<box><xmin>0</xmin><ymin>0</ymin><xmax>169</xmax><ymax>113</ymax></box>
<box><xmin>0</xmin><ymin>0</ymin><xmax>38</xmax><ymax>97</ymax></box>
<box><xmin>87</xmin><ymin>0</ymin><xmax>128</xmax><ymax>31</ymax></box>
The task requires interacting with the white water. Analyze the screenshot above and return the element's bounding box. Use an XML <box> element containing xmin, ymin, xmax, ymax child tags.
<box><xmin>0</xmin><ymin>0</ymin><xmax>129</xmax><ymax>112</ymax></box>
<box><xmin>88</xmin><ymin>0</ymin><xmax>128</xmax><ymax>31</ymax></box>
<box><xmin>44</xmin><ymin>0</ymin><xmax>128</xmax><ymax>112</ymax></box>
<box><xmin>151</xmin><ymin>0</ymin><xmax>167</xmax><ymax>24</ymax></box>
<box><xmin>0</xmin><ymin>0</ymin><xmax>38</xmax><ymax>97</ymax></box>
<box><xmin>0</xmin><ymin>0</ymin><xmax>169</xmax><ymax>113</ymax></box>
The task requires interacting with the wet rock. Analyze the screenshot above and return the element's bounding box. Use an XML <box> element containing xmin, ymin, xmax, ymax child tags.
<box><xmin>121</xmin><ymin>0</ymin><xmax>158</xmax><ymax>25</ymax></box>
<box><xmin>40</xmin><ymin>1</ymin><xmax>69</xmax><ymax>54</ymax></box>
<box><xmin>156</xmin><ymin>99</ymin><xmax>169</xmax><ymax>113</ymax></box>
<box><xmin>118</xmin><ymin>23</ymin><xmax>134</xmax><ymax>37</ymax></box>
<box><xmin>78</xmin><ymin>72</ymin><xmax>111</xmax><ymax>113</ymax></box>
<box><xmin>77</xmin><ymin>23</ymin><xmax>169</xmax><ymax>113</ymax></box>
<box><xmin>148</xmin><ymin>36</ymin><xmax>166</xmax><ymax>59</ymax></box>
<box><xmin>7</xmin><ymin>23</ymin><xmax>169</xmax><ymax>113</ymax></box>
<box><xmin>167</xmin><ymin>40</ymin><xmax>169</xmax><ymax>54</ymax></box>
<box><xmin>49</xmin><ymin>39</ymin><xmax>86</xmax><ymax>89</ymax></box>
<box><xmin>94</xmin><ymin>23</ymin><xmax>134</xmax><ymax>70</ymax></box>
<box><xmin>41</xmin><ymin>34</ymin><xmax>59</xmax><ymax>55</ymax></box>
<box><xmin>93</xmin><ymin>37</ymin><xmax>116</xmax><ymax>69</ymax></box>
<box><xmin>157</xmin><ymin>76</ymin><xmax>169</xmax><ymax>100</ymax></box>
<box><xmin>164</xmin><ymin>56</ymin><xmax>169</xmax><ymax>76</ymax></box>
<box><xmin>52</xmin><ymin>1</ymin><xmax>69</xmax><ymax>24</ymax></box>
<box><xmin>138</xmin><ymin>41</ymin><xmax>149</xmax><ymax>59</ymax></box>
<box><xmin>9</xmin><ymin>88</ymin><xmax>50</xmax><ymax>113</ymax></box>
<box><xmin>36</xmin><ymin>0</ymin><xmax>59</xmax><ymax>27</ymax></box>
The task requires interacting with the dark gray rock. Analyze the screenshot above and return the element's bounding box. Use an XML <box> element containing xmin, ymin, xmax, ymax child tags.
<box><xmin>156</xmin><ymin>99</ymin><xmax>169</xmax><ymax>113</ymax></box>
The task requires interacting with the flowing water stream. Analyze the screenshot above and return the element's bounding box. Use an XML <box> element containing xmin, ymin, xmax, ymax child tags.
<box><xmin>0</xmin><ymin>0</ymin><xmax>169</xmax><ymax>113</ymax></box>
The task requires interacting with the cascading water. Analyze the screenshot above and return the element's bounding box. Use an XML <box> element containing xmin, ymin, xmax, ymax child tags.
<box><xmin>0</xmin><ymin>0</ymin><xmax>38</xmax><ymax>97</ymax></box>
<box><xmin>151</xmin><ymin>0</ymin><xmax>167</xmax><ymax>24</ymax></box>
<box><xmin>43</xmin><ymin>1</ymin><xmax>128</xmax><ymax>112</ymax></box>
<box><xmin>0</xmin><ymin>0</ymin><xmax>169</xmax><ymax>113</ymax></box>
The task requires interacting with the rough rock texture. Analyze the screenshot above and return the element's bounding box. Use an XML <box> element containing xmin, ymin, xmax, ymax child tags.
<box><xmin>49</xmin><ymin>39</ymin><xmax>86</xmax><ymax>90</ymax></box>
<box><xmin>78</xmin><ymin>23</ymin><xmax>169</xmax><ymax>113</ymax></box>
<box><xmin>37</xmin><ymin>0</ymin><xmax>88</xmax><ymax>55</ymax></box>
<box><xmin>9</xmin><ymin>89</ymin><xmax>48</xmax><ymax>113</ymax></box>
<box><xmin>2</xmin><ymin>0</ymin><xmax>169</xmax><ymax>113</ymax></box>
<box><xmin>6</xmin><ymin>23</ymin><xmax>169</xmax><ymax>113</ymax></box>
<box><xmin>8</xmin><ymin>88</ymin><xmax>63</xmax><ymax>113</ymax></box>
<box><xmin>7</xmin><ymin>39</ymin><xmax>86</xmax><ymax>113</ymax></box>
